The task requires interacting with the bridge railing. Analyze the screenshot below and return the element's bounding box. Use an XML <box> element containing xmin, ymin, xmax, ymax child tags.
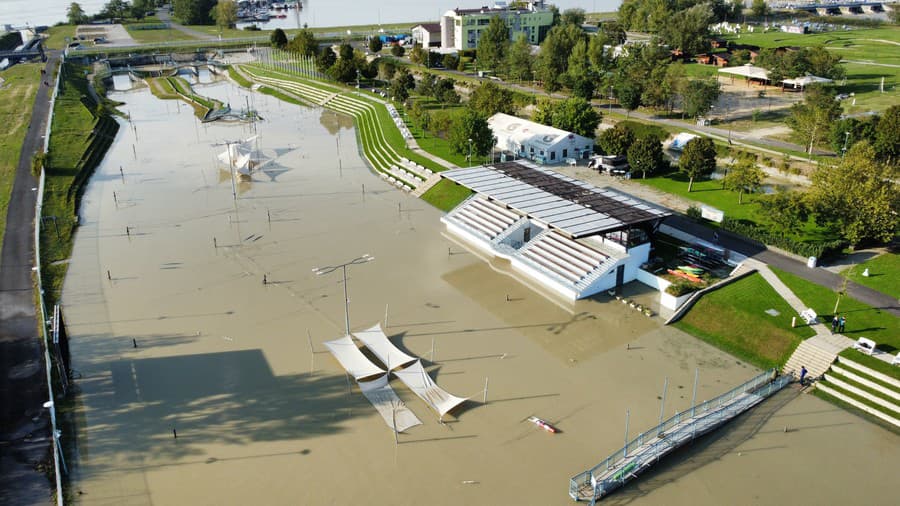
<box><xmin>569</xmin><ymin>369</ymin><xmax>791</xmax><ymax>501</ymax></box>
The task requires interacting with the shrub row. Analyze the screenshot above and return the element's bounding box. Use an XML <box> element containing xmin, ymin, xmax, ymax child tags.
<box><xmin>720</xmin><ymin>217</ymin><xmax>845</xmax><ymax>259</ymax></box>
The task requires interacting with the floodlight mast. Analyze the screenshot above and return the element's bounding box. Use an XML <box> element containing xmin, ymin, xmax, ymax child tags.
<box><xmin>312</xmin><ymin>254</ymin><xmax>374</xmax><ymax>335</ymax></box>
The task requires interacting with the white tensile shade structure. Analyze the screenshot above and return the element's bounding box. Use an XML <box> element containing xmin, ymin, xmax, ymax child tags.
<box><xmin>354</xmin><ymin>323</ymin><xmax>417</xmax><ymax>370</ymax></box>
<box><xmin>358</xmin><ymin>375</ymin><xmax>422</xmax><ymax>432</ymax></box>
<box><xmin>323</xmin><ymin>335</ymin><xmax>385</xmax><ymax>380</ymax></box>
<box><xmin>781</xmin><ymin>75</ymin><xmax>834</xmax><ymax>90</ymax></box>
<box><xmin>394</xmin><ymin>360</ymin><xmax>468</xmax><ymax>418</ymax></box>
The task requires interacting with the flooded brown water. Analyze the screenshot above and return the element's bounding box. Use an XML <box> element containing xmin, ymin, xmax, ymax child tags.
<box><xmin>60</xmin><ymin>80</ymin><xmax>898</xmax><ymax>505</ymax></box>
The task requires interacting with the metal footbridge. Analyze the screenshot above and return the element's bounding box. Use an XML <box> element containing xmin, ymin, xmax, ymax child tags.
<box><xmin>569</xmin><ymin>369</ymin><xmax>791</xmax><ymax>503</ymax></box>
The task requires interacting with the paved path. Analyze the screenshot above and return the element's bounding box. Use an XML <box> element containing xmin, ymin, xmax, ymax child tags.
<box><xmin>156</xmin><ymin>8</ymin><xmax>217</xmax><ymax>40</ymax></box>
<box><xmin>0</xmin><ymin>54</ymin><xmax>59</xmax><ymax>505</ymax></box>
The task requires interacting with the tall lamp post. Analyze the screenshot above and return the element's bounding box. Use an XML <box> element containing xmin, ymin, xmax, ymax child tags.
<box><xmin>312</xmin><ymin>254</ymin><xmax>375</xmax><ymax>335</ymax></box>
<box><xmin>467</xmin><ymin>138</ymin><xmax>473</xmax><ymax>167</ymax></box>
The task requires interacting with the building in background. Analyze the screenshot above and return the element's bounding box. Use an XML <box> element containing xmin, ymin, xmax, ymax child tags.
<box><xmin>411</xmin><ymin>23</ymin><xmax>442</xmax><ymax>48</ymax></box>
<box><xmin>489</xmin><ymin>113</ymin><xmax>594</xmax><ymax>166</ymax></box>
<box><xmin>440</xmin><ymin>1</ymin><xmax>553</xmax><ymax>51</ymax></box>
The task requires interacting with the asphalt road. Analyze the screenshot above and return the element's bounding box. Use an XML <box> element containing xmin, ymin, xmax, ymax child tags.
<box><xmin>0</xmin><ymin>53</ymin><xmax>59</xmax><ymax>506</ymax></box>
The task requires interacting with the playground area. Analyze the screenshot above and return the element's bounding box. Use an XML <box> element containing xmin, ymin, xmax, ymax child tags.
<box><xmin>57</xmin><ymin>79</ymin><xmax>899</xmax><ymax>505</ymax></box>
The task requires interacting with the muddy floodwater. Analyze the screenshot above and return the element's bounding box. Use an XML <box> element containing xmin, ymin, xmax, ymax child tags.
<box><xmin>60</xmin><ymin>79</ymin><xmax>898</xmax><ymax>505</ymax></box>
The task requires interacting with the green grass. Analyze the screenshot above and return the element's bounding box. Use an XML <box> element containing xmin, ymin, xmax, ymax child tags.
<box><xmin>812</xmin><ymin>388</ymin><xmax>900</xmax><ymax>435</ymax></box>
<box><xmin>842</xmin><ymin>252</ymin><xmax>900</xmax><ymax>300</ymax></box>
<box><xmin>0</xmin><ymin>64</ymin><xmax>42</xmax><ymax>252</ymax></box>
<box><xmin>43</xmin><ymin>25</ymin><xmax>76</xmax><ymax>50</ymax></box>
<box><xmin>674</xmin><ymin>272</ymin><xmax>815</xmax><ymax>370</ymax></box>
<box><xmin>125</xmin><ymin>26</ymin><xmax>196</xmax><ymax>43</ymax></box>
<box><xmin>771</xmin><ymin>267</ymin><xmax>900</xmax><ymax>350</ymax></box>
<box><xmin>839</xmin><ymin>62</ymin><xmax>900</xmax><ymax>114</ymax></box>
<box><xmin>420</xmin><ymin>179</ymin><xmax>473</xmax><ymax>212</ymax></box>
<box><xmin>826</xmin><ymin>370</ymin><xmax>900</xmax><ymax>407</ymax></box>
<box><xmin>226</xmin><ymin>66</ymin><xmax>253</xmax><ymax>88</ymax></box>
<box><xmin>839</xmin><ymin>349</ymin><xmax>900</xmax><ymax>381</ymax></box>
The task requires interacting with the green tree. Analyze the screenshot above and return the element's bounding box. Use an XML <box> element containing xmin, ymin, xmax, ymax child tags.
<box><xmin>173</xmin><ymin>0</ymin><xmax>216</xmax><ymax>25</ymax></box>
<box><xmin>829</xmin><ymin>116</ymin><xmax>879</xmax><ymax>154</ymax></box>
<box><xmin>560</xmin><ymin>8</ymin><xmax>586</xmax><ymax>26</ymax></box>
<box><xmin>627</xmin><ymin>136</ymin><xmax>666</xmax><ymax>178</ymax></box>
<box><xmin>101</xmin><ymin>0</ymin><xmax>129</xmax><ymax>19</ymax></box>
<box><xmin>614</xmin><ymin>79</ymin><xmax>642</xmax><ymax>117</ymax></box>
<box><xmin>287</xmin><ymin>28</ymin><xmax>319</xmax><ymax>57</ymax></box>
<box><xmin>433</xmin><ymin>78</ymin><xmax>460</xmax><ymax>107</ymax></box>
<box><xmin>507</xmin><ymin>35</ymin><xmax>534</xmax><ymax>82</ymax></box>
<box><xmin>681</xmin><ymin>79</ymin><xmax>720</xmax><ymax>119</ymax></box>
<box><xmin>600</xmin><ymin>20</ymin><xmax>626</xmax><ymax>45</ymax></box>
<box><xmin>377</xmin><ymin>59</ymin><xmax>397</xmax><ymax>80</ymax></box>
<box><xmin>67</xmin><ymin>2</ymin><xmax>87</xmax><ymax>24</ymax></box>
<box><xmin>409</xmin><ymin>44</ymin><xmax>428</xmax><ymax>65</ymax></box>
<box><xmin>873</xmin><ymin>105</ymin><xmax>900</xmax><ymax>165</ymax></box>
<box><xmin>728</xmin><ymin>0</ymin><xmax>744</xmax><ymax>20</ymax></box>
<box><xmin>477</xmin><ymin>16</ymin><xmax>510</xmax><ymax>73</ymax></box>
<box><xmin>316</xmin><ymin>45</ymin><xmax>336</xmax><ymax>73</ymax></box>
<box><xmin>449</xmin><ymin>109</ymin><xmax>496</xmax><ymax>160</ymax></box>
<box><xmin>807</xmin><ymin>142</ymin><xmax>898</xmax><ymax>246</ymax></box>
<box><xmin>391</xmin><ymin>44</ymin><xmax>405</xmax><ymax>57</ymax></box>
<box><xmin>534</xmin><ymin>23</ymin><xmax>585</xmax><ymax>93</ymax></box>
<box><xmin>679</xmin><ymin>137</ymin><xmax>717</xmax><ymax>192</ymax></box>
<box><xmin>212</xmin><ymin>0</ymin><xmax>237</xmax><ymax>31</ymax></box>
<box><xmin>758</xmin><ymin>191</ymin><xmax>810</xmax><ymax>237</ymax></box>
<box><xmin>270</xmin><ymin>28</ymin><xmax>288</xmax><ymax>49</ymax></box>
<box><xmin>723</xmin><ymin>156</ymin><xmax>764</xmax><ymax>204</ymax></box>
<box><xmin>599</xmin><ymin>124</ymin><xmax>635</xmax><ymax>156</ymax></box>
<box><xmin>660</xmin><ymin>3</ymin><xmax>714</xmax><ymax>56</ymax></box>
<box><xmin>469</xmin><ymin>81</ymin><xmax>515</xmax><ymax>117</ymax></box>
<box><xmin>131</xmin><ymin>0</ymin><xmax>153</xmax><ymax>19</ymax></box>
<box><xmin>751</xmin><ymin>0</ymin><xmax>770</xmax><ymax>17</ymax></box>
<box><xmin>442</xmin><ymin>54</ymin><xmax>459</xmax><ymax>70</ymax></box>
<box><xmin>550</xmin><ymin>97</ymin><xmax>601</xmax><ymax>138</ymax></box>
<box><xmin>368</xmin><ymin>37</ymin><xmax>383</xmax><ymax>53</ymax></box>
<box><xmin>786</xmin><ymin>84</ymin><xmax>842</xmax><ymax>154</ymax></box>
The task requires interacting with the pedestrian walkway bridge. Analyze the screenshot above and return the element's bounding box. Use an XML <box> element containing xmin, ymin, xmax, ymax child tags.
<box><xmin>569</xmin><ymin>370</ymin><xmax>791</xmax><ymax>502</ymax></box>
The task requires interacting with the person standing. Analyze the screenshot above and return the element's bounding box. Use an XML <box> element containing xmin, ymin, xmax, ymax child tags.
<box><xmin>800</xmin><ymin>366</ymin><xmax>808</xmax><ymax>386</ymax></box>
<box><xmin>831</xmin><ymin>314</ymin><xmax>839</xmax><ymax>333</ymax></box>
<box><xmin>838</xmin><ymin>315</ymin><xmax>846</xmax><ymax>333</ymax></box>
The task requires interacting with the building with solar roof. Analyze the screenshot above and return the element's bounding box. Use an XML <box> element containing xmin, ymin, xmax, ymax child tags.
<box><xmin>488</xmin><ymin>113</ymin><xmax>595</xmax><ymax>165</ymax></box>
<box><xmin>439</xmin><ymin>160</ymin><xmax>671</xmax><ymax>300</ymax></box>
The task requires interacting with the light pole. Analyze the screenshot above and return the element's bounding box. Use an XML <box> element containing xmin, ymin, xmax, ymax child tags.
<box><xmin>356</xmin><ymin>69</ymin><xmax>361</xmax><ymax>96</ymax></box>
<box><xmin>467</xmin><ymin>138</ymin><xmax>473</xmax><ymax>167</ymax></box>
<box><xmin>841</xmin><ymin>131</ymin><xmax>850</xmax><ymax>158</ymax></box>
<box><xmin>312</xmin><ymin>254</ymin><xmax>374</xmax><ymax>335</ymax></box>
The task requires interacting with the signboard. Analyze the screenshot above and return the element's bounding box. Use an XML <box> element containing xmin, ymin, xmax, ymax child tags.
<box><xmin>701</xmin><ymin>205</ymin><xmax>724</xmax><ymax>223</ymax></box>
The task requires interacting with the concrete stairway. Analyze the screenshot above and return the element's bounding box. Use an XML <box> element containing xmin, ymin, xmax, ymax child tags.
<box><xmin>783</xmin><ymin>338</ymin><xmax>843</xmax><ymax>379</ymax></box>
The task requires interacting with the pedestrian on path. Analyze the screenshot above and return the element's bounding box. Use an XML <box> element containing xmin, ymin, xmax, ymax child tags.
<box><xmin>838</xmin><ymin>315</ymin><xmax>846</xmax><ymax>333</ymax></box>
<box><xmin>831</xmin><ymin>314</ymin><xmax>839</xmax><ymax>333</ymax></box>
<box><xmin>800</xmin><ymin>366</ymin><xmax>808</xmax><ymax>386</ymax></box>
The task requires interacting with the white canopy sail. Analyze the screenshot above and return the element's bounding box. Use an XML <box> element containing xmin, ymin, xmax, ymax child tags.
<box><xmin>358</xmin><ymin>375</ymin><xmax>422</xmax><ymax>433</ymax></box>
<box><xmin>354</xmin><ymin>323</ymin><xmax>417</xmax><ymax>371</ymax></box>
<box><xmin>393</xmin><ymin>360</ymin><xmax>468</xmax><ymax>417</ymax></box>
<box><xmin>323</xmin><ymin>335</ymin><xmax>384</xmax><ymax>380</ymax></box>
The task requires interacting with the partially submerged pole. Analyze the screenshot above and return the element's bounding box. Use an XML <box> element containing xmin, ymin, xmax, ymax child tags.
<box><xmin>658</xmin><ymin>377</ymin><xmax>669</xmax><ymax>436</ymax></box>
<box><xmin>623</xmin><ymin>409</ymin><xmax>630</xmax><ymax>458</ymax></box>
<box><xmin>483</xmin><ymin>377</ymin><xmax>489</xmax><ymax>404</ymax></box>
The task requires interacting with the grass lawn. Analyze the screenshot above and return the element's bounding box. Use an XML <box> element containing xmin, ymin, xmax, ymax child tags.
<box><xmin>843</xmin><ymin>252</ymin><xmax>899</xmax><ymax>300</ymax></box>
<box><xmin>420</xmin><ymin>179</ymin><xmax>473</xmax><ymax>212</ymax></box>
<box><xmin>0</xmin><ymin>64</ymin><xmax>42</xmax><ymax>250</ymax></box>
<box><xmin>125</xmin><ymin>26</ymin><xmax>196</xmax><ymax>43</ymax></box>
<box><xmin>771</xmin><ymin>267</ymin><xmax>900</xmax><ymax>351</ymax></box>
<box><xmin>43</xmin><ymin>25</ymin><xmax>76</xmax><ymax>49</ymax></box>
<box><xmin>675</xmin><ymin>272</ymin><xmax>815</xmax><ymax>370</ymax></box>
<box><xmin>839</xmin><ymin>348</ymin><xmax>900</xmax><ymax>381</ymax></box>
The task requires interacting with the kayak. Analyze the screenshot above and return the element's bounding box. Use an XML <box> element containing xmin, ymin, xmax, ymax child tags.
<box><xmin>678</xmin><ymin>265</ymin><xmax>704</xmax><ymax>275</ymax></box>
<box><xmin>528</xmin><ymin>416</ymin><xmax>558</xmax><ymax>433</ymax></box>
<box><xmin>668</xmin><ymin>269</ymin><xmax>701</xmax><ymax>283</ymax></box>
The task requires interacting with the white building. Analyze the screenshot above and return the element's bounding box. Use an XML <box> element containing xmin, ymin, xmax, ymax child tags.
<box><xmin>488</xmin><ymin>113</ymin><xmax>595</xmax><ymax>165</ymax></box>
<box><xmin>411</xmin><ymin>23</ymin><xmax>441</xmax><ymax>48</ymax></box>
<box><xmin>440</xmin><ymin>1</ymin><xmax>553</xmax><ymax>51</ymax></box>
<box><xmin>440</xmin><ymin>161</ymin><xmax>670</xmax><ymax>301</ymax></box>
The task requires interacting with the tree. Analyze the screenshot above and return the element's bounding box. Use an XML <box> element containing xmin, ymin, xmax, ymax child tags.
<box><xmin>751</xmin><ymin>0</ymin><xmax>770</xmax><ymax>17</ymax></box>
<box><xmin>600</xmin><ymin>20</ymin><xmax>626</xmax><ymax>45</ymax></box>
<box><xmin>67</xmin><ymin>2</ymin><xmax>87</xmax><ymax>24</ymax></box>
<box><xmin>409</xmin><ymin>44</ymin><xmax>428</xmax><ymax>65</ymax></box>
<box><xmin>829</xmin><ymin>116</ymin><xmax>878</xmax><ymax>154</ymax></box>
<box><xmin>469</xmin><ymin>81</ymin><xmax>515</xmax><ymax>117</ymax></box>
<box><xmin>442</xmin><ymin>54</ymin><xmax>459</xmax><ymax>71</ymax></box>
<box><xmin>681</xmin><ymin>79</ymin><xmax>720</xmax><ymax>119</ymax></box>
<box><xmin>287</xmin><ymin>28</ymin><xmax>319</xmax><ymax>57</ymax></box>
<box><xmin>679</xmin><ymin>137</ymin><xmax>717</xmax><ymax>192</ymax></box>
<box><xmin>173</xmin><ymin>0</ymin><xmax>217</xmax><ymax>25</ymax></box>
<box><xmin>507</xmin><ymin>35</ymin><xmax>534</xmax><ymax>82</ymax></box>
<box><xmin>659</xmin><ymin>3</ymin><xmax>714</xmax><ymax>56</ymax></box>
<box><xmin>477</xmin><ymin>16</ymin><xmax>510</xmax><ymax>73</ymax></box>
<box><xmin>873</xmin><ymin>105</ymin><xmax>900</xmax><ymax>165</ymax></box>
<box><xmin>316</xmin><ymin>45</ymin><xmax>336</xmax><ymax>73</ymax></box>
<box><xmin>599</xmin><ymin>124</ymin><xmax>635</xmax><ymax>156</ymax></box>
<box><xmin>449</xmin><ymin>109</ymin><xmax>496</xmax><ymax>160</ymax></box>
<box><xmin>534</xmin><ymin>23</ymin><xmax>585</xmax><ymax>93</ymax></box>
<box><xmin>101</xmin><ymin>0</ymin><xmax>129</xmax><ymax>20</ymax></box>
<box><xmin>614</xmin><ymin>79</ymin><xmax>642</xmax><ymax>117</ymax></box>
<box><xmin>807</xmin><ymin>141</ymin><xmax>898</xmax><ymax>246</ymax></box>
<box><xmin>433</xmin><ymin>78</ymin><xmax>460</xmax><ymax>107</ymax></box>
<box><xmin>391</xmin><ymin>44</ymin><xmax>405</xmax><ymax>57</ymax></box>
<box><xmin>550</xmin><ymin>97</ymin><xmax>601</xmax><ymax>138</ymax></box>
<box><xmin>211</xmin><ymin>1</ymin><xmax>237</xmax><ymax>31</ymax></box>
<box><xmin>728</xmin><ymin>0</ymin><xmax>744</xmax><ymax>20</ymax></box>
<box><xmin>723</xmin><ymin>156</ymin><xmax>764</xmax><ymax>204</ymax></box>
<box><xmin>627</xmin><ymin>136</ymin><xmax>666</xmax><ymax>178</ymax></box>
<box><xmin>270</xmin><ymin>28</ymin><xmax>288</xmax><ymax>49</ymax></box>
<box><xmin>131</xmin><ymin>0</ymin><xmax>153</xmax><ymax>19</ymax></box>
<box><xmin>368</xmin><ymin>37</ymin><xmax>383</xmax><ymax>54</ymax></box>
<box><xmin>560</xmin><ymin>8</ymin><xmax>586</xmax><ymax>26</ymax></box>
<box><xmin>377</xmin><ymin>59</ymin><xmax>397</xmax><ymax>81</ymax></box>
<box><xmin>786</xmin><ymin>84</ymin><xmax>842</xmax><ymax>154</ymax></box>
<box><xmin>758</xmin><ymin>191</ymin><xmax>810</xmax><ymax>237</ymax></box>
